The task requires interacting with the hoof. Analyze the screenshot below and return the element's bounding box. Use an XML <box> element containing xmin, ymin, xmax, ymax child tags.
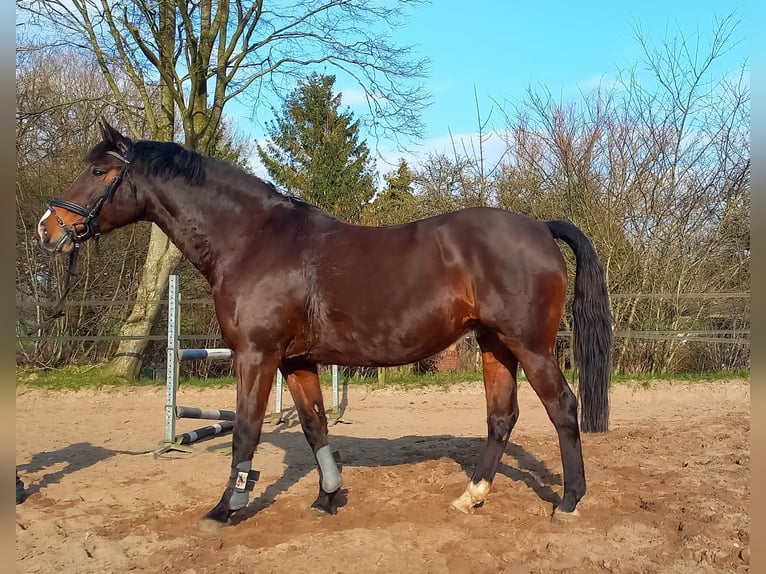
<box><xmin>449</xmin><ymin>499</ymin><xmax>475</xmax><ymax>514</ymax></box>
<box><xmin>310</xmin><ymin>503</ymin><xmax>337</xmax><ymax>516</ymax></box>
<box><xmin>450</xmin><ymin>493</ymin><xmax>481</xmax><ymax>515</ymax></box>
<box><xmin>311</xmin><ymin>493</ymin><xmax>339</xmax><ymax>515</ymax></box>
<box><xmin>450</xmin><ymin>480</ymin><xmax>489</xmax><ymax>514</ymax></box>
<box><xmin>203</xmin><ymin>503</ymin><xmax>234</xmax><ymax>524</ymax></box>
<box><xmin>551</xmin><ymin>506</ymin><xmax>580</xmax><ymax>522</ymax></box>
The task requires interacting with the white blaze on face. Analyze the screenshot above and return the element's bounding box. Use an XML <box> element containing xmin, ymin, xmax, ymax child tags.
<box><xmin>37</xmin><ymin>209</ymin><xmax>52</xmax><ymax>242</ymax></box>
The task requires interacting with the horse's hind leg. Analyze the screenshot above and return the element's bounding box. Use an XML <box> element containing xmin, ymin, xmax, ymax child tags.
<box><xmin>283</xmin><ymin>359</ymin><xmax>343</xmax><ymax>514</ymax></box>
<box><xmin>515</xmin><ymin>346</ymin><xmax>585</xmax><ymax>519</ymax></box>
<box><xmin>204</xmin><ymin>351</ymin><xmax>277</xmax><ymax>523</ymax></box>
<box><xmin>452</xmin><ymin>329</ymin><xmax>519</xmax><ymax>513</ymax></box>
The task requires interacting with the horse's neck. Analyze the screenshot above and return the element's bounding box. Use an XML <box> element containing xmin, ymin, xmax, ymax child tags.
<box><xmin>142</xmin><ymin>174</ymin><xmax>269</xmax><ymax>283</ymax></box>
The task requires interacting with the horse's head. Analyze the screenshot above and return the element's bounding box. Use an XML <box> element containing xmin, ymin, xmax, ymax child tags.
<box><xmin>37</xmin><ymin>118</ymin><xmax>143</xmax><ymax>254</ymax></box>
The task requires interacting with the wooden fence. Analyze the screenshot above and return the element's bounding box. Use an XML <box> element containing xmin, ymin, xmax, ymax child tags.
<box><xmin>16</xmin><ymin>292</ymin><xmax>750</xmax><ymax>375</ymax></box>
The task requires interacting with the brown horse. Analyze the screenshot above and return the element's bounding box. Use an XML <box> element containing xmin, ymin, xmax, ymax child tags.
<box><xmin>37</xmin><ymin>118</ymin><xmax>612</xmax><ymax>524</ymax></box>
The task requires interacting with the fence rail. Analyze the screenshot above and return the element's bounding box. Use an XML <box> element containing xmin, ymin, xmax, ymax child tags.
<box><xmin>15</xmin><ymin>330</ymin><xmax>751</xmax><ymax>344</ymax></box>
<box><xmin>16</xmin><ymin>291</ymin><xmax>750</xmax><ymax>375</ymax></box>
<box><xmin>16</xmin><ymin>292</ymin><xmax>752</xmax><ymax>309</ymax></box>
<box><xmin>16</xmin><ymin>292</ymin><xmax>750</xmax><ymax>345</ymax></box>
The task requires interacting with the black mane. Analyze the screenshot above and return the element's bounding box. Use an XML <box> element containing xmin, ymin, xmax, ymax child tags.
<box><xmin>89</xmin><ymin>136</ymin><xmax>324</xmax><ymax>215</ymax></box>
<box><xmin>87</xmin><ymin>139</ymin><xmax>206</xmax><ymax>186</ymax></box>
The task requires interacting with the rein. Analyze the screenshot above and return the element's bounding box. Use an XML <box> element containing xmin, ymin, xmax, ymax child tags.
<box><xmin>25</xmin><ymin>244</ymin><xmax>80</xmax><ymax>335</ymax></box>
<box><xmin>27</xmin><ymin>149</ymin><xmax>131</xmax><ymax>335</ymax></box>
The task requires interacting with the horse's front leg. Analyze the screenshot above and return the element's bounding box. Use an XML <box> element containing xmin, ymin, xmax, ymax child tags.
<box><xmin>284</xmin><ymin>359</ymin><xmax>343</xmax><ymax>514</ymax></box>
<box><xmin>204</xmin><ymin>350</ymin><xmax>277</xmax><ymax>523</ymax></box>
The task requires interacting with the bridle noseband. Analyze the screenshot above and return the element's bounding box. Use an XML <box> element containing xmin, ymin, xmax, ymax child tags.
<box><xmin>28</xmin><ymin>148</ymin><xmax>132</xmax><ymax>335</ymax></box>
<box><xmin>48</xmin><ymin>149</ymin><xmax>131</xmax><ymax>247</ymax></box>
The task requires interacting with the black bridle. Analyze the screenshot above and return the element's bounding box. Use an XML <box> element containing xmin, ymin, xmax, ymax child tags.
<box><xmin>47</xmin><ymin>149</ymin><xmax>131</xmax><ymax>247</ymax></box>
<box><xmin>28</xmin><ymin>149</ymin><xmax>131</xmax><ymax>334</ymax></box>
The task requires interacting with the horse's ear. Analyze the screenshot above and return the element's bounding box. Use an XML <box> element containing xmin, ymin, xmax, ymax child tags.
<box><xmin>99</xmin><ymin>116</ymin><xmax>132</xmax><ymax>154</ymax></box>
<box><xmin>98</xmin><ymin>117</ymin><xmax>111</xmax><ymax>142</ymax></box>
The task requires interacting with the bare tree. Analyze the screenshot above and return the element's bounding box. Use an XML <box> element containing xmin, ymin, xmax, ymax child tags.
<box><xmin>495</xmin><ymin>12</ymin><xmax>749</xmax><ymax>373</ymax></box>
<box><xmin>16</xmin><ymin>45</ymin><xmax>154</xmax><ymax>366</ymax></box>
<box><xmin>18</xmin><ymin>0</ymin><xmax>431</xmax><ymax>377</ymax></box>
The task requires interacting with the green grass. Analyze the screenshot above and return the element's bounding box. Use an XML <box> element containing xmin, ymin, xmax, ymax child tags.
<box><xmin>16</xmin><ymin>364</ymin><xmax>748</xmax><ymax>392</ymax></box>
<box><xmin>15</xmin><ymin>365</ymin><xmax>155</xmax><ymax>391</ymax></box>
<box><xmin>318</xmin><ymin>369</ymin><xmax>484</xmax><ymax>390</ymax></box>
<box><xmin>608</xmin><ymin>369</ymin><xmax>750</xmax><ymax>384</ymax></box>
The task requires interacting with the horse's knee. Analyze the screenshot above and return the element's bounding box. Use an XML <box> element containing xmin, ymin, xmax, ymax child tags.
<box><xmin>560</xmin><ymin>386</ymin><xmax>578</xmax><ymax>416</ymax></box>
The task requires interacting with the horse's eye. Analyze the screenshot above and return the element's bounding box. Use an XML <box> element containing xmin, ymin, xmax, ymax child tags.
<box><xmin>92</xmin><ymin>168</ymin><xmax>105</xmax><ymax>177</ymax></box>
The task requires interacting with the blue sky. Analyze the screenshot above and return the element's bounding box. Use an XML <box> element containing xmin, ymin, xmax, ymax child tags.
<box><xmin>244</xmin><ymin>0</ymin><xmax>749</xmax><ymax>178</ymax></box>
<box><xmin>389</xmin><ymin>1</ymin><xmax>748</xmax><ymax>134</ymax></box>
<box><xmin>17</xmin><ymin>1</ymin><xmax>749</xmax><ymax>178</ymax></box>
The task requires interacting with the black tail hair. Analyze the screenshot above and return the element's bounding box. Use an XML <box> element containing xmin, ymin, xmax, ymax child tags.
<box><xmin>547</xmin><ymin>220</ymin><xmax>612</xmax><ymax>432</ymax></box>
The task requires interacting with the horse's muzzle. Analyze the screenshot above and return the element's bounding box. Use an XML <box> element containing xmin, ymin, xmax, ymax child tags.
<box><xmin>37</xmin><ymin>223</ymin><xmax>74</xmax><ymax>254</ymax></box>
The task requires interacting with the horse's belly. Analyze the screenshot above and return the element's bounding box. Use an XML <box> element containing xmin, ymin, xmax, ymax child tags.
<box><xmin>305</xmin><ymin>311</ymin><xmax>470</xmax><ymax>367</ymax></box>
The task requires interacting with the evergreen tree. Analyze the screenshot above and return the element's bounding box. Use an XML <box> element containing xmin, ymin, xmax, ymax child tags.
<box><xmin>258</xmin><ymin>73</ymin><xmax>376</xmax><ymax>223</ymax></box>
<box><xmin>363</xmin><ymin>158</ymin><xmax>418</xmax><ymax>225</ymax></box>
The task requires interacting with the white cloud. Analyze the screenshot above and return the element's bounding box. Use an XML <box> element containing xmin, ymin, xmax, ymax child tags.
<box><xmin>374</xmin><ymin>130</ymin><xmax>509</xmax><ymax>177</ymax></box>
<box><xmin>575</xmin><ymin>74</ymin><xmax>626</xmax><ymax>94</ymax></box>
<box><xmin>337</xmin><ymin>87</ymin><xmax>371</xmax><ymax>108</ymax></box>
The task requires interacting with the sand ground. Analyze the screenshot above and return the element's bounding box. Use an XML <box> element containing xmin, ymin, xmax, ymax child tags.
<box><xmin>16</xmin><ymin>378</ymin><xmax>750</xmax><ymax>573</ymax></box>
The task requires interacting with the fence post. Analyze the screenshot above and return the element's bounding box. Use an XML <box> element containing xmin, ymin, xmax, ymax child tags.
<box><xmin>270</xmin><ymin>370</ymin><xmax>285</xmax><ymax>424</ymax></box>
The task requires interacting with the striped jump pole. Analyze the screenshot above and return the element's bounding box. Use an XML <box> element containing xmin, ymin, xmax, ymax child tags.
<box><xmin>329</xmin><ymin>364</ymin><xmax>341</xmax><ymax>424</ymax></box>
<box><xmin>153</xmin><ymin>274</ymin><xmax>339</xmax><ymax>455</ymax></box>
<box><xmin>153</xmin><ymin>275</ymin><xmax>243</xmax><ymax>455</ymax></box>
<box><xmin>175</xmin><ymin>406</ymin><xmax>235</xmax><ymax>420</ymax></box>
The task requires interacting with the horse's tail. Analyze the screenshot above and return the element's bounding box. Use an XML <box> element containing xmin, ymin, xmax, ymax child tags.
<box><xmin>546</xmin><ymin>220</ymin><xmax>612</xmax><ymax>432</ymax></box>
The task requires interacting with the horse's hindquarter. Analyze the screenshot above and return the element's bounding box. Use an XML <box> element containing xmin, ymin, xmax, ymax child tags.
<box><xmin>305</xmin><ymin>208</ymin><xmax>566</xmax><ymax>366</ymax></box>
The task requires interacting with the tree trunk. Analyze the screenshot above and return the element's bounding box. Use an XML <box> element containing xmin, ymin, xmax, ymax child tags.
<box><xmin>107</xmin><ymin>224</ymin><xmax>181</xmax><ymax>378</ymax></box>
<box><xmin>107</xmin><ymin>0</ymin><xmax>179</xmax><ymax>379</ymax></box>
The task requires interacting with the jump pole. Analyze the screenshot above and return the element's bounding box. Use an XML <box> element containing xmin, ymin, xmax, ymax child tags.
<box><xmin>154</xmin><ymin>275</ymin><xmax>340</xmax><ymax>455</ymax></box>
<box><xmin>154</xmin><ymin>275</ymin><xmax>244</xmax><ymax>455</ymax></box>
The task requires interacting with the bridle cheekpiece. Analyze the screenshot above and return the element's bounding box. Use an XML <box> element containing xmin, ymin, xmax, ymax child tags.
<box><xmin>29</xmin><ymin>145</ymin><xmax>132</xmax><ymax>335</ymax></box>
<box><xmin>47</xmin><ymin>149</ymin><xmax>131</xmax><ymax>247</ymax></box>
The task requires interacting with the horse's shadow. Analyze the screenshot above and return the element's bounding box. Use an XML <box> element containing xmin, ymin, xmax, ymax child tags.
<box><xmin>218</xmin><ymin>407</ymin><xmax>562</xmax><ymax>524</ymax></box>
<box><xmin>16</xmin><ymin>442</ymin><xmax>141</xmax><ymax>497</ymax></box>
<box><xmin>17</xmin><ymin>409</ymin><xmax>562</xmax><ymax>522</ymax></box>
